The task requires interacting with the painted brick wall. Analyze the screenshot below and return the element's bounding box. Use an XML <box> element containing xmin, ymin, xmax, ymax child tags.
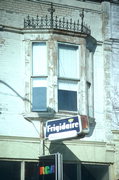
<box><xmin>0</xmin><ymin>0</ymin><xmax>119</xmax><ymax>141</ymax></box>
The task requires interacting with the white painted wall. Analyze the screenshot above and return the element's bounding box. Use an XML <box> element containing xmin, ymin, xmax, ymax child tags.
<box><xmin>0</xmin><ymin>0</ymin><xmax>105</xmax><ymax>140</ymax></box>
<box><xmin>1</xmin><ymin>0</ymin><xmax>119</xmax><ymax>178</ymax></box>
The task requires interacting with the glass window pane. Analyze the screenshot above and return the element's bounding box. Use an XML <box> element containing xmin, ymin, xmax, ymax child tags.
<box><xmin>32</xmin><ymin>42</ymin><xmax>47</xmax><ymax>76</ymax></box>
<box><xmin>32</xmin><ymin>78</ymin><xmax>47</xmax><ymax>111</ymax></box>
<box><xmin>58</xmin><ymin>80</ymin><xmax>78</xmax><ymax>111</ymax></box>
<box><xmin>0</xmin><ymin>161</ymin><xmax>20</xmax><ymax>180</ymax></box>
<box><xmin>32</xmin><ymin>87</ymin><xmax>47</xmax><ymax>111</ymax></box>
<box><xmin>59</xmin><ymin>79</ymin><xmax>78</xmax><ymax>91</ymax></box>
<box><xmin>58</xmin><ymin>90</ymin><xmax>77</xmax><ymax>111</ymax></box>
<box><xmin>32</xmin><ymin>78</ymin><xmax>47</xmax><ymax>87</ymax></box>
<box><xmin>81</xmin><ymin>164</ymin><xmax>109</xmax><ymax>180</ymax></box>
<box><xmin>58</xmin><ymin>43</ymin><xmax>79</xmax><ymax>79</ymax></box>
<box><xmin>63</xmin><ymin>164</ymin><xmax>77</xmax><ymax>180</ymax></box>
<box><xmin>25</xmin><ymin>162</ymin><xmax>39</xmax><ymax>180</ymax></box>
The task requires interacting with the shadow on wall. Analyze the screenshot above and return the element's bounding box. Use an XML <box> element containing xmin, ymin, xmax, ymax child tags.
<box><xmin>0</xmin><ymin>80</ymin><xmax>31</xmax><ymax>103</ymax></box>
<box><xmin>86</xmin><ymin>121</ymin><xmax>96</xmax><ymax>137</ymax></box>
<box><xmin>48</xmin><ymin>140</ymin><xmax>109</xmax><ymax>180</ymax></box>
<box><xmin>49</xmin><ymin>140</ymin><xmax>80</xmax><ymax>162</ymax></box>
<box><xmin>49</xmin><ymin>141</ymin><xmax>82</xmax><ymax>179</ymax></box>
<box><xmin>48</xmin><ymin>118</ymin><xmax>96</xmax><ymax>161</ymax></box>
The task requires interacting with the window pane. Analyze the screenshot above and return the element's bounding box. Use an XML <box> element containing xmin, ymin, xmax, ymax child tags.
<box><xmin>58</xmin><ymin>90</ymin><xmax>77</xmax><ymax>111</ymax></box>
<box><xmin>0</xmin><ymin>161</ymin><xmax>20</xmax><ymax>180</ymax></box>
<box><xmin>32</xmin><ymin>78</ymin><xmax>47</xmax><ymax>111</ymax></box>
<box><xmin>63</xmin><ymin>164</ymin><xmax>77</xmax><ymax>180</ymax></box>
<box><xmin>32</xmin><ymin>87</ymin><xmax>47</xmax><ymax>111</ymax></box>
<box><xmin>59</xmin><ymin>79</ymin><xmax>78</xmax><ymax>91</ymax></box>
<box><xmin>32</xmin><ymin>42</ymin><xmax>47</xmax><ymax>76</ymax></box>
<box><xmin>81</xmin><ymin>164</ymin><xmax>109</xmax><ymax>180</ymax></box>
<box><xmin>58</xmin><ymin>43</ymin><xmax>79</xmax><ymax>79</ymax></box>
<box><xmin>25</xmin><ymin>162</ymin><xmax>39</xmax><ymax>180</ymax></box>
<box><xmin>58</xmin><ymin>79</ymin><xmax>78</xmax><ymax>111</ymax></box>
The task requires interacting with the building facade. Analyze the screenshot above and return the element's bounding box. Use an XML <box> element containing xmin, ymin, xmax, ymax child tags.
<box><xmin>0</xmin><ymin>0</ymin><xmax>119</xmax><ymax>179</ymax></box>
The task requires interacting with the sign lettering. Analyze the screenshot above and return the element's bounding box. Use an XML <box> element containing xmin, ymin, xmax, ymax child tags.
<box><xmin>45</xmin><ymin>116</ymin><xmax>82</xmax><ymax>140</ymax></box>
<box><xmin>39</xmin><ymin>165</ymin><xmax>55</xmax><ymax>175</ymax></box>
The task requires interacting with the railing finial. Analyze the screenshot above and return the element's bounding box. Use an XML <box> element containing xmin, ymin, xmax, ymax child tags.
<box><xmin>80</xmin><ymin>8</ymin><xmax>84</xmax><ymax>33</ymax></box>
<box><xmin>48</xmin><ymin>3</ymin><xmax>55</xmax><ymax>28</ymax></box>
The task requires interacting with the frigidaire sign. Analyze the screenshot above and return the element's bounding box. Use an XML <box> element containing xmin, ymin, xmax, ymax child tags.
<box><xmin>45</xmin><ymin>116</ymin><xmax>82</xmax><ymax>141</ymax></box>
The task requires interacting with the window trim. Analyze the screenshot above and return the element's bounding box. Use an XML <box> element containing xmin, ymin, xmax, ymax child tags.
<box><xmin>57</xmin><ymin>42</ymin><xmax>80</xmax><ymax>112</ymax></box>
<box><xmin>58</xmin><ymin>42</ymin><xmax>80</xmax><ymax>79</ymax></box>
<box><xmin>31</xmin><ymin>41</ymin><xmax>48</xmax><ymax>112</ymax></box>
<box><xmin>24</xmin><ymin>37</ymin><xmax>94</xmax><ymax>118</ymax></box>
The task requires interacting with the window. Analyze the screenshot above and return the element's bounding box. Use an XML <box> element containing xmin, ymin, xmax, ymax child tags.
<box><xmin>0</xmin><ymin>160</ymin><xmax>109</xmax><ymax>180</ymax></box>
<box><xmin>0</xmin><ymin>161</ymin><xmax>21</xmax><ymax>180</ymax></box>
<box><xmin>81</xmin><ymin>164</ymin><xmax>109</xmax><ymax>180</ymax></box>
<box><xmin>27</xmin><ymin>38</ymin><xmax>94</xmax><ymax>116</ymax></box>
<box><xmin>32</xmin><ymin>42</ymin><xmax>47</xmax><ymax>111</ymax></box>
<box><xmin>63</xmin><ymin>163</ymin><xmax>78</xmax><ymax>180</ymax></box>
<box><xmin>63</xmin><ymin>163</ymin><xmax>109</xmax><ymax>180</ymax></box>
<box><xmin>25</xmin><ymin>162</ymin><xmax>39</xmax><ymax>180</ymax></box>
<box><xmin>58</xmin><ymin>43</ymin><xmax>79</xmax><ymax>112</ymax></box>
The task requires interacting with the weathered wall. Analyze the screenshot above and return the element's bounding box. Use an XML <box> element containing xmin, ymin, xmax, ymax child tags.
<box><xmin>0</xmin><ymin>0</ymin><xmax>104</xmax><ymax>139</ymax></box>
<box><xmin>0</xmin><ymin>0</ymin><xmax>119</xmax><ymax>178</ymax></box>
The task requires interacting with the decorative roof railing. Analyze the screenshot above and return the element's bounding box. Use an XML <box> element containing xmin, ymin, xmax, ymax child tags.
<box><xmin>24</xmin><ymin>3</ymin><xmax>91</xmax><ymax>35</ymax></box>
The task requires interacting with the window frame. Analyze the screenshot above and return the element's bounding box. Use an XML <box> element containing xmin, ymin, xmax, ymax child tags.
<box><xmin>57</xmin><ymin>42</ymin><xmax>80</xmax><ymax>113</ymax></box>
<box><xmin>24</xmin><ymin>37</ymin><xmax>94</xmax><ymax>117</ymax></box>
<box><xmin>31</xmin><ymin>41</ymin><xmax>48</xmax><ymax>112</ymax></box>
<box><xmin>0</xmin><ymin>160</ymin><xmax>111</xmax><ymax>180</ymax></box>
<box><xmin>0</xmin><ymin>160</ymin><xmax>21</xmax><ymax>180</ymax></box>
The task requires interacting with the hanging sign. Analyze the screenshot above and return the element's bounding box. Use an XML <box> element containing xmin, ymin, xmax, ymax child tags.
<box><xmin>45</xmin><ymin>116</ymin><xmax>82</xmax><ymax>141</ymax></box>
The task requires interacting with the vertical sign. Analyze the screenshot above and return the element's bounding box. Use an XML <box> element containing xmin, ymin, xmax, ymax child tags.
<box><xmin>39</xmin><ymin>153</ymin><xmax>63</xmax><ymax>180</ymax></box>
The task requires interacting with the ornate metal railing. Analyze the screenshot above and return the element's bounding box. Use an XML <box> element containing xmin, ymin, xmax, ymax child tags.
<box><xmin>24</xmin><ymin>3</ymin><xmax>91</xmax><ymax>35</ymax></box>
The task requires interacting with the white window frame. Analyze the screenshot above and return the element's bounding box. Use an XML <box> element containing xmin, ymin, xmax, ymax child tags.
<box><xmin>57</xmin><ymin>42</ymin><xmax>80</xmax><ymax>113</ymax></box>
<box><xmin>31</xmin><ymin>41</ymin><xmax>48</xmax><ymax>112</ymax></box>
<box><xmin>24</xmin><ymin>39</ymin><xmax>94</xmax><ymax>117</ymax></box>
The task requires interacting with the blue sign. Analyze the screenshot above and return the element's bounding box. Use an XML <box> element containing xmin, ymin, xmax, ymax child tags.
<box><xmin>45</xmin><ymin>116</ymin><xmax>82</xmax><ymax>141</ymax></box>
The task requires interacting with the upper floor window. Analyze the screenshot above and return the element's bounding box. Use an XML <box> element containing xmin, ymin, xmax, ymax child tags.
<box><xmin>31</xmin><ymin>42</ymin><xmax>47</xmax><ymax>111</ymax></box>
<box><xmin>31</xmin><ymin>42</ymin><xmax>81</xmax><ymax>113</ymax></box>
<box><xmin>58</xmin><ymin>43</ymin><xmax>79</xmax><ymax>79</ymax></box>
<box><xmin>58</xmin><ymin>43</ymin><xmax>80</xmax><ymax>112</ymax></box>
<box><xmin>24</xmin><ymin>33</ymin><xmax>96</xmax><ymax>119</ymax></box>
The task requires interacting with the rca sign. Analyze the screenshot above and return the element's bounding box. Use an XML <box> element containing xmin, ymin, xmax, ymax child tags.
<box><xmin>39</xmin><ymin>153</ymin><xmax>63</xmax><ymax>180</ymax></box>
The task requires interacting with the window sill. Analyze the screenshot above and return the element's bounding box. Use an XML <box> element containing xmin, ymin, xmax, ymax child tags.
<box><xmin>58</xmin><ymin>110</ymin><xmax>78</xmax><ymax>115</ymax></box>
<box><xmin>22</xmin><ymin>111</ymin><xmax>55</xmax><ymax>121</ymax></box>
<box><xmin>22</xmin><ymin>111</ymin><xmax>95</xmax><ymax>126</ymax></box>
<box><xmin>58</xmin><ymin>77</ymin><xmax>80</xmax><ymax>82</ymax></box>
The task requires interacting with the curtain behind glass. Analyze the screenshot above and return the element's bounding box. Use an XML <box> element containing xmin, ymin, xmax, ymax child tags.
<box><xmin>58</xmin><ymin>44</ymin><xmax>79</xmax><ymax>79</ymax></box>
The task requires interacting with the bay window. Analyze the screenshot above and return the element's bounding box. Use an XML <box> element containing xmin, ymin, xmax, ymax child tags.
<box><xmin>25</xmin><ymin>35</ymin><xmax>95</xmax><ymax>119</ymax></box>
